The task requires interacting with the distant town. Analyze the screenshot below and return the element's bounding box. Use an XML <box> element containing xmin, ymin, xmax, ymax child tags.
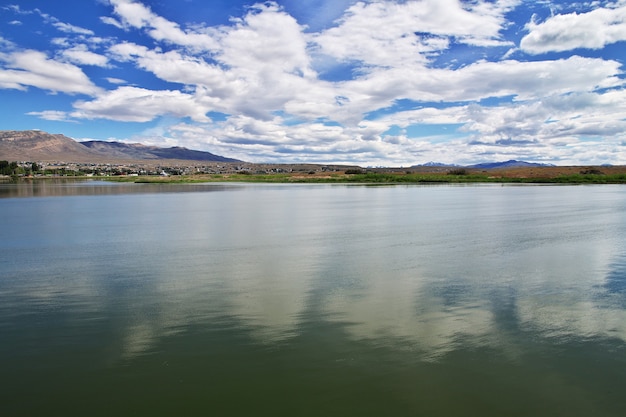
<box><xmin>0</xmin><ymin>130</ymin><xmax>357</xmax><ymax>178</ymax></box>
<box><xmin>0</xmin><ymin>160</ymin><xmax>353</xmax><ymax>178</ymax></box>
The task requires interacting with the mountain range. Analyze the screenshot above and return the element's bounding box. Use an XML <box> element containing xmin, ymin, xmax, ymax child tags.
<box><xmin>0</xmin><ymin>130</ymin><xmax>241</xmax><ymax>163</ymax></box>
<box><xmin>414</xmin><ymin>160</ymin><xmax>555</xmax><ymax>169</ymax></box>
<box><xmin>1</xmin><ymin>130</ymin><xmax>556</xmax><ymax>169</ymax></box>
<box><xmin>468</xmin><ymin>160</ymin><xmax>555</xmax><ymax>169</ymax></box>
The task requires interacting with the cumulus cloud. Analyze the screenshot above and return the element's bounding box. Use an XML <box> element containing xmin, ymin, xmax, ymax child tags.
<box><xmin>108</xmin><ymin>0</ymin><xmax>218</xmax><ymax>50</ymax></box>
<box><xmin>102</xmin><ymin>2</ymin><xmax>612</xmax><ymax>129</ymax></box>
<box><xmin>521</xmin><ymin>4</ymin><xmax>626</xmax><ymax>54</ymax></box>
<box><xmin>313</xmin><ymin>0</ymin><xmax>518</xmax><ymax>67</ymax></box>
<box><xmin>5</xmin><ymin>0</ymin><xmax>626</xmax><ymax>165</ymax></box>
<box><xmin>0</xmin><ymin>49</ymin><xmax>101</xmax><ymax>95</ymax></box>
<box><xmin>219</xmin><ymin>3</ymin><xmax>314</xmax><ymax>76</ymax></box>
<box><xmin>110</xmin><ymin>43</ymin><xmax>227</xmax><ymax>88</ymax></box>
<box><xmin>71</xmin><ymin>86</ymin><xmax>211</xmax><ymax>122</ymax></box>
<box><xmin>463</xmin><ymin>90</ymin><xmax>626</xmax><ymax>140</ymax></box>
<box><xmin>106</xmin><ymin>5</ymin><xmax>327</xmax><ymax>121</ymax></box>
<box><xmin>61</xmin><ymin>44</ymin><xmax>109</xmax><ymax>67</ymax></box>
<box><xmin>64</xmin><ymin>1</ymin><xmax>624</xmax><ymax>165</ymax></box>
<box><xmin>325</xmin><ymin>55</ymin><xmax>622</xmax><ymax>126</ymax></box>
<box><xmin>446</xmin><ymin>89</ymin><xmax>626</xmax><ymax>165</ymax></box>
<box><xmin>433</xmin><ymin>56</ymin><xmax>622</xmax><ymax>101</ymax></box>
<box><xmin>99</xmin><ymin>2</ymin><xmax>623</xmax><ymax>128</ymax></box>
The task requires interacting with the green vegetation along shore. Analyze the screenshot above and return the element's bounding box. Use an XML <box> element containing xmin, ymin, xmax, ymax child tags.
<box><xmin>3</xmin><ymin>158</ymin><xmax>626</xmax><ymax>184</ymax></box>
<box><xmin>112</xmin><ymin>170</ymin><xmax>626</xmax><ymax>184</ymax></box>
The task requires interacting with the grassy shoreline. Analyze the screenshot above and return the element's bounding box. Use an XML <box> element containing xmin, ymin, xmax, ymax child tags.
<box><xmin>104</xmin><ymin>171</ymin><xmax>626</xmax><ymax>184</ymax></box>
<box><xmin>6</xmin><ymin>166</ymin><xmax>626</xmax><ymax>184</ymax></box>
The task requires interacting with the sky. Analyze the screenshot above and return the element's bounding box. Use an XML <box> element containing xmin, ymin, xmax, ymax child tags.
<box><xmin>1</xmin><ymin>0</ymin><xmax>626</xmax><ymax>166</ymax></box>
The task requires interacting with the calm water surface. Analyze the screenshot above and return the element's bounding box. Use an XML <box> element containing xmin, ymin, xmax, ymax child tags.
<box><xmin>1</xmin><ymin>181</ymin><xmax>626</xmax><ymax>416</ymax></box>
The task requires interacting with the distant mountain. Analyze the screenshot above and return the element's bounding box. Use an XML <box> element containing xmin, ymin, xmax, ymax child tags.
<box><xmin>0</xmin><ymin>130</ymin><xmax>98</xmax><ymax>162</ymax></box>
<box><xmin>81</xmin><ymin>141</ymin><xmax>240</xmax><ymax>163</ymax></box>
<box><xmin>0</xmin><ymin>130</ymin><xmax>241</xmax><ymax>163</ymax></box>
<box><xmin>412</xmin><ymin>162</ymin><xmax>460</xmax><ymax>167</ymax></box>
<box><xmin>412</xmin><ymin>160</ymin><xmax>554</xmax><ymax>169</ymax></box>
<box><xmin>468</xmin><ymin>160</ymin><xmax>555</xmax><ymax>169</ymax></box>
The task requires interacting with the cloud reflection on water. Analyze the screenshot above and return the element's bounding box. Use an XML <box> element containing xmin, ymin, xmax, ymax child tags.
<box><xmin>2</xmin><ymin>183</ymin><xmax>626</xmax><ymax>362</ymax></box>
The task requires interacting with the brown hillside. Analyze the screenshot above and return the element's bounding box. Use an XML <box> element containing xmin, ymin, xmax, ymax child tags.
<box><xmin>0</xmin><ymin>130</ymin><xmax>240</xmax><ymax>163</ymax></box>
<box><xmin>0</xmin><ymin>130</ymin><xmax>101</xmax><ymax>162</ymax></box>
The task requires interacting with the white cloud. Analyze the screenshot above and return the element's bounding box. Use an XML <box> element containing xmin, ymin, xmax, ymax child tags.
<box><xmin>14</xmin><ymin>5</ymin><xmax>96</xmax><ymax>36</ymax></box>
<box><xmin>103</xmin><ymin>2</ymin><xmax>621</xmax><ymax>134</ymax></box>
<box><xmin>107</xmin><ymin>5</ymin><xmax>328</xmax><ymax>120</ymax></box>
<box><xmin>313</xmin><ymin>0</ymin><xmax>518</xmax><ymax>68</ymax></box>
<box><xmin>446</xmin><ymin>89</ymin><xmax>626</xmax><ymax>165</ymax></box>
<box><xmin>53</xmin><ymin>21</ymin><xmax>94</xmax><ymax>35</ymax></box>
<box><xmin>132</xmin><ymin>100</ymin><xmax>626</xmax><ymax>165</ymax></box>
<box><xmin>0</xmin><ymin>36</ymin><xmax>15</xmax><ymax>50</ymax></box>
<box><xmin>6</xmin><ymin>0</ymin><xmax>625</xmax><ymax>166</ymax></box>
<box><xmin>521</xmin><ymin>4</ymin><xmax>626</xmax><ymax>54</ymax></box>
<box><xmin>109</xmin><ymin>43</ymin><xmax>230</xmax><ymax>92</ymax></box>
<box><xmin>153</xmin><ymin>115</ymin><xmax>440</xmax><ymax>166</ymax></box>
<box><xmin>438</xmin><ymin>56</ymin><xmax>622</xmax><ymax>101</ymax></box>
<box><xmin>219</xmin><ymin>3</ymin><xmax>314</xmax><ymax>76</ymax></box>
<box><xmin>71</xmin><ymin>86</ymin><xmax>211</xmax><ymax>122</ymax></box>
<box><xmin>463</xmin><ymin>89</ymin><xmax>626</xmax><ymax>140</ymax></box>
<box><xmin>108</xmin><ymin>0</ymin><xmax>218</xmax><ymax>50</ymax></box>
<box><xmin>0</xmin><ymin>49</ymin><xmax>101</xmax><ymax>95</ymax></box>
<box><xmin>100</xmin><ymin>15</ymin><xmax>124</xmax><ymax>29</ymax></box>
<box><xmin>61</xmin><ymin>44</ymin><xmax>109</xmax><ymax>67</ymax></box>
<box><xmin>26</xmin><ymin>110</ymin><xmax>72</xmax><ymax>121</ymax></box>
<box><xmin>105</xmin><ymin>77</ymin><xmax>126</xmax><ymax>84</ymax></box>
<box><xmin>2</xmin><ymin>4</ymin><xmax>34</xmax><ymax>17</ymax></box>
<box><xmin>324</xmin><ymin>55</ymin><xmax>623</xmax><ymax>127</ymax></box>
<box><xmin>93</xmin><ymin>0</ymin><xmax>625</xmax><ymax>166</ymax></box>
<box><xmin>376</xmin><ymin>106</ymin><xmax>469</xmax><ymax>129</ymax></box>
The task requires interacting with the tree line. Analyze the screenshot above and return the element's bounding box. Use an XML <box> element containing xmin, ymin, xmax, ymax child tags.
<box><xmin>0</xmin><ymin>161</ymin><xmax>40</xmax><ymax>176</ymax></box>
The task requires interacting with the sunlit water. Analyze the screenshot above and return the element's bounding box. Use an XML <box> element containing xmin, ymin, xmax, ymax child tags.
<box><xmin>1</xmin><ymin>181</ymin><xmax>626</xmax><ymax>416</ymax></box>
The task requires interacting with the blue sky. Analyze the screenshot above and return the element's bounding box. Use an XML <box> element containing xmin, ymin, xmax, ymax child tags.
<box><xmin>1</xmin><ymin>0</ymin><xmax>625</xmax><ymax>166</ymax></box>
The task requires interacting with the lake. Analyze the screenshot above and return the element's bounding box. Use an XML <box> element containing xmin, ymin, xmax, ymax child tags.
<box><xmin>1</xmin><ymin>181</ymin><xmax>626</xmax><ymax>416</ymax></box>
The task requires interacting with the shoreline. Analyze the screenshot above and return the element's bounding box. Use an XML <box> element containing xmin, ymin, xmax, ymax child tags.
<box><xmin>6</xmin><ymin>165</ymin><xmax>626</xmax><ymax>185</ymax></box>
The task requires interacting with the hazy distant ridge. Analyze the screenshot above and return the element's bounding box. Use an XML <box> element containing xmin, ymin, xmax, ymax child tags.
<box><xmin>413</xmin><ymin>160</ymin><xmax>555</xmax><ymax>169</ymax></box>
<box><xmin>469</xmin><ymin>160</ymin><xmax>555</xmax><ymax>169</ymax></box>
<box><xmin>81</xmin><ymin>140</ymin><xmax>240</xmax><ymax>162</ymax></box>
